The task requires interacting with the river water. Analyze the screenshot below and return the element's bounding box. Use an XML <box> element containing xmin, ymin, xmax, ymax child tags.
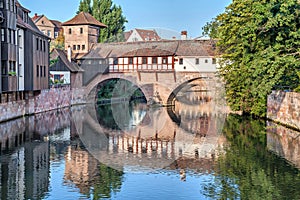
<box><xmin>0</xmin><ymin>96</ymin><xmax>299</xmax><ymax>199</ymax></box>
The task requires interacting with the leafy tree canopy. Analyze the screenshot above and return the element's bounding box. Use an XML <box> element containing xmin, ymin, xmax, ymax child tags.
<box><xmin>203</xmin><ymin>0</ymin><xmax>300</xmax><ymax>117</ymax></box>
<box><xmin>78</xmin><ymin>0</ymin><xmax>127</xmax><ymax>42</ymax></box>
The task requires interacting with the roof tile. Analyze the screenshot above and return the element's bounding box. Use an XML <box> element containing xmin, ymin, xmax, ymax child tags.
<box><xmin>62</xmin><ymin>12</ymin><xmax>107</xmax><ymax>28</ymax></box>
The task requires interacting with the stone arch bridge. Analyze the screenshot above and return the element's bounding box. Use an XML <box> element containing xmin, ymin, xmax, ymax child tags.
<box><xmin>83</xmin><ymin>71</ymin><xmax>217</xmax><ymax>105</ymax></box>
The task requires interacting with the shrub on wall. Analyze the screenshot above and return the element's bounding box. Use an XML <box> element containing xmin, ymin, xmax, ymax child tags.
<box><xmin>295</xmin><ymin>71</ymin><xmax>300</xmax><ymax>92</ymax></box>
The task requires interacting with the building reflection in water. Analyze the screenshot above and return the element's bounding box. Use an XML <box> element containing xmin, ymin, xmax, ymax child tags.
<box><xmin>0</xmin><ymin>108</ymin><xmax>70</xmax><ymax>199</ymax></box>
<box><xmin>267</xmin><ymin>121</ymin><xmax>300</xmax><ymax>169</ymax></box>
<box><xmin>0</xmin><ymin>104</ymin><xmax>299</xmax><ymax>199</ymax></box>
<box><xmin>73</xmin><ymin>82</ymin><xmax>228</xmax><ymax>173</ymax></box>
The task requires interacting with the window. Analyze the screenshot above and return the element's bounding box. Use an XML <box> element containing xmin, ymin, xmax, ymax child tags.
<box><xmin>113</xmin><ymin>58</ymin><xmax>118</xmax><ymax>65</ymax></box>
<box><xmin>162</xmin><ymin>57</ymin><xmax>167</xmax><ymax>64</ymax></box>
<box><xmin>142</xmin><ymin>57</ymin><xmax>147</xmax><ymax>64</ymax></box>
<box><xmin>43</xmin><ymin>41</ymin><xmax>46</xmax><ymax>52</ymax></box>
<box><xmin>82</xmin><ymin>45</ymin><xmax>85</xmax><ymax>50</ymax></box>
<box><xmin>212</xmin><ymin>58</ymin><xmax>216</xmax><ymax>64</ymax></box>
<box><xmin>44</xmin><ymin>66</ymin><xmax>46</xmax><ymax>77</ymax></box>
<box><xmin>6</xmin><ymin>0</ymin><xmax>9</xmax><ymax>10</ymax></box>
<box><xmin>69</xmin><ymin>28</ymin><xmax>72</xmax><ymax>34</ymax></box>
<box><xmin>152</xmin><ymin>57</ymin><xmax>157</xmax><ymax>64</ymax></box>
<box><xmin>9</xmin><ymin>61</ymin><xmax>15</xmax><ymax>72</ymax></box>
<box><xmin>54</xmin><ymin>31</ymin><xmax>58</xmax><ymax>38</ymax></box>
<box><xmin>40</xmin><ymin>39</ymin><xmax>42</xmax><ymax>51</ymax></box>
<box><xmin>80</xmin><ymin>27</ymin><xmax>83</xmax><ymax>34</ymax></box>
<box><xmin>40</xmin><ymin>66</ymin><xmax>43</xmax><ymax>77</ymax></box>
<box><xmin>7</xmin><ymin>29</ymin><xmax>11</xmax><ymax>43</ymax></box>
<box><xmin>73</xmin><ymin>45</ymin><xmax>76</xmax><ymax>50</ymax></box>
<box><xmin>10</xmin><ymin>0</ymin><xmax>14</xmax><ymax>12</ymax></box>
<box><xmin>1</xmin><ymin>28</ymin><xmax>5</xmax><ymax>42</ymax></box>
<box><xmin>1</xmin><ymin>61</ymin><xmax>7</xmax><ymax>75</ymax></box>
<box><xmin>195</xmin><ymin>58</ymin><xmax>199</xmax><ymax>65</ymax></box>
<box><xmin>37</xmin><ymin>65</ymin><xmax>39</xmax><ymax>77</ymax></box>
<box><xmin>0</xmin><ymin>0</ymin><xmax>3</xmax><ymax>8</ymax></box>
<box><xmin>47</xmin><ymin>30</ymin><xmax>51</xmax><ymax>37</ymax></box>
<box><xmin>36</xmin><ymin>38</ymin><xmax>39</xmax><ymax>50</ymax></box>
<box><xmin>179</xmin><ymin>58</ymin><xmax>183</xmax><ymax>65</ymax></box>
<box><xmin>77</xmin><ymin>45</ymin><xmax>80</xmax><ymax>50</ymax></box>
<box><xmin>12</xmin><ymin>30</ymin><xmax>15</xmax><ymax>44</ymax></box>
<box><xmin>205</xmin><ymin>59</ymin><xmax>208</xmax><ymax>63</ymax></box>
<box><xmin>129</xmin><ymin>57</ymin><xmax>133</xmax><ymax>64</ymax></box>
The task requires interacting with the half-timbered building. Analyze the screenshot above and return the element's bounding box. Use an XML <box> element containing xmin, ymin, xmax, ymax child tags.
<box><xmin>80</xmin><ymin>40</ymin><xmax>217</xmax><ymax>85</ymax></box>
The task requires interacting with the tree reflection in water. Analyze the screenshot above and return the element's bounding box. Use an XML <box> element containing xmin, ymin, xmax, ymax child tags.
<box><xmin>203</xmin><ymin>114</ymin><xmax>300</xmax><ymax>200</ymax></box>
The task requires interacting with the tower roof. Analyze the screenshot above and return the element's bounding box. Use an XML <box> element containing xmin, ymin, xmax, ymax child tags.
<box><xmin>62</xmin><ymin>12</ymin><xmax>107</xmax><ymax>28</ymax></box>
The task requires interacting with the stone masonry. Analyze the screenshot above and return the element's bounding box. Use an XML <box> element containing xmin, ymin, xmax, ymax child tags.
<box><xmin>0</xmin><ymin>86</ymin><xmax>86</xmax><ymax>123</ymax></box>
<box><xmin>267</xmin><ymin>91</ymin><xmax>300</xmax><ymax>130</ymax></box>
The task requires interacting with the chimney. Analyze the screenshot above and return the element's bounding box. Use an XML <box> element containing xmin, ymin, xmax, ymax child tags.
<box><xmin>181</xmin><ymin>31</ymin><xmax>187</xmax><ymax>40</ymax></box>
<box><xmin>67</xmin><ymin>46</ymin><xmax>72</xmax><ymax>62</ymax></box>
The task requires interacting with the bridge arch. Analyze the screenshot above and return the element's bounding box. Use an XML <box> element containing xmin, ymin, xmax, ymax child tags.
<box><xmin>84</xmin><ymin>73</ymin><xmax>152</xmax><ymax>103</ymax></box>
<box><xmin>83</xmin><ymin>71</ymin><xmax>216</xmax><ymax>105</ymax></box>
<box><xmin>166</xmin><ymin>76</ymin><xmax>212</xmax><ymax>106</ymax></box>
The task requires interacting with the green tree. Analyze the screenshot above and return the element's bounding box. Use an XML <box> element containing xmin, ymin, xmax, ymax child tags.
<box><xmin>77</xmin><ymin>0</ymin><xmax>92</xmax><ymax>13</ymax></box>
<box><xmin>204</xmin><ymin>0</ymin><xmax>300</xmax><ymax>117</ymax></box>
<box><xmin>77</xmin><ymin>0</ymin><xmax>127</xmax><ymax>42</ymax></box>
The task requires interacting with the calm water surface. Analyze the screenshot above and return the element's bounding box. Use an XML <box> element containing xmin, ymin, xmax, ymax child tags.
<box><xmin>0</xmin><ymin>97</ymin><xmax>299</xmax><ymax>200</ymax></box>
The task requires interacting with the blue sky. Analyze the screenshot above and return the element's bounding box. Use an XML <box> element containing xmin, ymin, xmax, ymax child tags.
<box><xmin>20</xmin><ymin>0</ymin><xmax>231</xmax><ymax>38</ymax></box>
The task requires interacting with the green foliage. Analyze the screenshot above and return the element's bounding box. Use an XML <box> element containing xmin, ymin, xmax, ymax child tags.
<box><xmin>92</xmin><ymin>164</ymin><xmax>123</xmax><ymax>199</ymax></box>
<box><xmin>77</xmin><ymin>0</ymin><xmax>127</xmax><ymax>43</ymax></box>
<box><xmin>203</xmin><ymin>114</ymin><xmax>300</xmax><ymax>199</ymax></box>
<box><xmin>202</xmin><ymin>18</ymin><xmax>221</xmax><ymax>39</ymax></box>
<box><xmin>96</xmin><ymin>79</ymin><xmax>144</xmax><ymax>100</ymax></box>
<box><xmin>77</xmin><ymin>0</ymin><xmax>92</xmax><ymax>13</ymax></box>
<box><xmin>50</xmin><ymin>58</ymin><xmax>59</xmax><ymax>66</ymax></box>
<box><xmin>205</xmin><ymin>0</ymin><xmax>300</xmax><ymax>117</ymax></box>
<box><xmin>294</xmin><ymin>71</ymin><xmax>300</xmax><ymax>92</ymax></box>
<box><xmin>8</xmin><ymin>71</ymin><xmax>16</xmax><ymax>76</ymax></box>
<box><xmin>50</xmin><ymin>31</ymin><xmax>65</xmax><ymax>51</ymax></box>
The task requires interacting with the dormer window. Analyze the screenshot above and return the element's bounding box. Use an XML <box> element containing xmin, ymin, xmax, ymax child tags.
<box><xmin>23</xmin><ymin>12</ymin><xmax>28</xmax><ymax>23</ymax></box>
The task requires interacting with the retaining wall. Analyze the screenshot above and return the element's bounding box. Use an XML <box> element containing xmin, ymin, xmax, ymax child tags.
<box><xmin>267</xmin><ymin>91</ymin><xmax>300</xmax><ymax>130</ymax></box>
<box><xmin>0</xmin><ymin>86</ymin><xmax>86</xmax><ymax>122</ymax></box>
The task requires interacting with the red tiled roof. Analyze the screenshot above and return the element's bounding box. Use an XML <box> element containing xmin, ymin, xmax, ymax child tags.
<box><xmin>62</xmin><ymin>12</ymin><xmax>107</xmax><ymax>28</ymax></box>
<box><xmin>122</xmin><ymin>48</ymin><xmax>174</xmax><ymax>57</ymax></box>
<box><xmin>124</xmin><ymin>30</ymin><xmax>133</xmax><ymax>41</ymax></box>
<box><xmin>50</xmin><ymin>20</ymin><xmax>62</xmax><ymax>28</ymax></box>
<box><xmin>135</xmin><ymin>29</ymin><xmax>161</xmax><ymax>41</ymax></box>
<box><xmin>83</xmin><ymin>40</ymin><xmax>216</xmax><ymax>59</ymax></box>
<box><xmin>32</xmin><ymin>13</ymin><xmax>42</xmax><ymax>22</ymax></box>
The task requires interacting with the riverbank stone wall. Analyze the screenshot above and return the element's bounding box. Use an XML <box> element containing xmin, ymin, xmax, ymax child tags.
<box><xmin>267</xmin><ymin>91</ymin><xmax>300</xmax><ymax>130</ymax></box>
<box><xmin>0</xmin><ymin>86</ymin><xmax>86</xmax><ymax>122</ymax></box>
